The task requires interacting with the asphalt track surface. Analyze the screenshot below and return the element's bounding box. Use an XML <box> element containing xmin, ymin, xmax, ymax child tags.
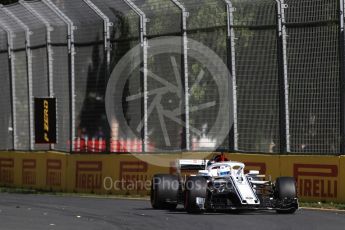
<box><xmin>0</xmin><ymin>193</ymin><xmax>344</xmax><ymax>230</ymax></box>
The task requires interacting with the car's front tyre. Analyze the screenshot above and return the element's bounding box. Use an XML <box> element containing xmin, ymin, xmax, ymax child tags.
<box><xmin>275</xmin><ymin>177</ymin><xmax>298</xmax><ymax>214</ymax></box>
<box><xmin>184</xmin><ymin>176</ymin><xmax>207</xmax><ymax>214</ymax></box>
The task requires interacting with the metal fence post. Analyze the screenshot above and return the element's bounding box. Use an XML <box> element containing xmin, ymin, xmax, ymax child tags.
<box><xmin>170</xmin><ymin>0</ymin><xmax>190</xmax><ymax>151</ymax></box>
<box><xmin>123</xmin><ymin>0</ymin><xmax>148</xmax><ymax>152</ymax></box>
<box><xmin>224</xmin><ymin>0</ymin><xmax>238</xmax><ymax>151</ymax></box>
<box><xmin>0</xmin><ymin>9</ymin><xmax>16</xmax><ymax>150</ymax></box>
<box><xmin>2</xmin><ymin>7</ymin><xmax>34</xmax><ymax>151</ymax></box>
<box><xmin>43</xmin><ymin>0</ymin><xmax>76</xmax><ymax>152</ymax></box>
<box><xmin>276</xmin><ymin>0</ymin><xmax>290</xmax><ymax>153</ymax></box>
<box><xmin>338</xmin><ymin>0</ymin><xmax>345</xmax><ymax>151</ymax></box>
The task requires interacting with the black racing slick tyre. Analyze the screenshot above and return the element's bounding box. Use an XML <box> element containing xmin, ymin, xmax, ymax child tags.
<box><xmin>275</xmin><ymin>177</ymin><xmax>298</xmax><ymax>214</ymax></box>
<box><xmin>151</xmin><ymin>174</ymin><xmax>179</xmax><ymax>210</ymax></box>
<box><xmin>275</xmin><ymin>177</ymin><xmax>297</xmax><ymax>199</ymax></box>
<box><xmin>184</xmin><ymin>176</ymin><xmax>207</xmax><ymax>214</ymax></box>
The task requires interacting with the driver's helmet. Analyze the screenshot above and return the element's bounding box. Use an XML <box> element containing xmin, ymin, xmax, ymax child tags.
<box><xmin>218</xmin><ymin>165</ymin><xmax>231</xmax><ymax>177</ymax></box>
<box><xmin>207</xmin><ymin>154</ymin><xmax>229</xmax><ymax>167</ymax></box>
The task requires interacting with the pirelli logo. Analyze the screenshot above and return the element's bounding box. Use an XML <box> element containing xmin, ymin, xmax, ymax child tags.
<box><xmin>120</xmin><ymin>161</ymin><xmax>149</xmax><ymax>191</ymax></box>
<box><xmin>0</xmin><ymin>158</ymin><xmax>14</xmax><ymax>184</ymax></box>
<box><xmin>76</xmin><ymin>161</ymin><xmax>102</xmax><ymax>189</ymax></box>
<box><xmin>22</xmin><ymin>159</ymin><xmax>36</xmax><ymax>185</ymax></box>
<box><xmin>293</xmin><ymin>164</ymin><xmax>338</xmax><ymax>198</ymax></box>
<box><xmin>46</xmin><ymin>160</ymin><xmax>62</xmax><ymax>187</ymax></box>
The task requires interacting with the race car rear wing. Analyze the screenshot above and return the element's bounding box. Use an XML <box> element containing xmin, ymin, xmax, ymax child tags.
<box><xmin>176</xmin><ymin>159</ymin><xmax>209</xmax><ymax>172</ymax></box>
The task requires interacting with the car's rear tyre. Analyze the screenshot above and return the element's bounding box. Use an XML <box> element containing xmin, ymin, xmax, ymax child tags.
<box><xmin>184</xmin><ymin>176</ymin><xmax>207</xmax><ymax>214</ymax></box>
<box><xmin>275</xmin><ymin>177</ymin><xmax>297</xmax><ymax>214</ymax></box>
<box><xmin>151</xmin><ymin>174</ymin><xmax>179</xmax><ymax>210</ymax></box>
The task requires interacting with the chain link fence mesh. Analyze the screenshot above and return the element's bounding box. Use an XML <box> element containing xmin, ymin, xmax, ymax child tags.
<box><xmin>232</xmin><ymin>0</ymin><xmax>280</xmax><ymax>153</ymax></box>
<box><xmin>285</xmin><ymin>0</ymin><xmax>341</xmax><ymax>154</ymax></box>
<box><xmin>50</xmin><ymin>0</ymin><xmax>106</xmax><ymax>152</ymax></box>
<box><xmin>6</xmin><ymin>4</ymin><xmax>50</xmax><ymax>151</ymax></box>
<box><xmin>90</xmin><ymin>0</ymin><xmax>142</xmax><ymax>153</ymax></box>
<box><xmin>0</xmin><ymin>27</ymin><xmax>13</xmax><ymax>150</ymax></box>
<box><xmin>132</xmin><ymin>0</ymin><xmax>184</xmax><ymax>152</ymax></box>
<box><xmin>0</xmin><ymin>0</ymin><xmax>343</xmax><ymax>155</ymax></box>
<box><xmin>26</xmin><ymin>0</ymin><xmax>70</xmax><ymax>152</ymax></box>
<box><xmin>0</xmin><ymin>8</ymin><xmax>30</xmax><ymax>150</ymax></box>
<box><xmin>179</xmin><ymin>0</ymin><xmax>230</xmax><ymax>151</ymax></box>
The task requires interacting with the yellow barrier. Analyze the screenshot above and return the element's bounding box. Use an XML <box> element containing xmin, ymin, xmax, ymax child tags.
<box><xmin>0</xmin><ymin>151</ymin><xmax>344</xmax><ymax>202</ymax></box>
<box><xmin>45</xmin><ymin>152</ymin><xmax>67</xmax><ymax>191</ymax></box>
<box><xmin>339</xmin><ymin>156</ymin><xmax>345</xmax><ymax>202</ymax></box>
<box><xmin>110</xmin><ymin>155</ymin><xmax>172</xmax><ymax>196</ymax></box>
<box><xmin>0</xmin><ymin>151</ymin><xmax>15</xmax><ymax>187</ymax></box>
<box><xmin>15</xmin><ymin>152</ymin><xmax>46</xmax><ymax>189</ymax></box>
<box><xmin>66</xmin><ymin>154</ymin><xmax>115</xmax><ymax>193</ymax></box>
<box><xmin>0</xmin><ymin>152</ymin><xmax>68</xmax><ymax>191</ymax></box>
<box><xmin>280</xmin><ymin>155</ymin><xmax>340</xmax><ymax>202</ymax></box>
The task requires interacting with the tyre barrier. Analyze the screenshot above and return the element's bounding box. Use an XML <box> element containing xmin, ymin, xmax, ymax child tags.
<box><xmin>73</xmin><ymin>138</ymin><xmax>106</xmax><ymax>153</ymax></box>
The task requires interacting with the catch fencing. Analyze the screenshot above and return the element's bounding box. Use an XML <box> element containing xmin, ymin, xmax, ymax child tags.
<box><xmin>0</xmin><ymin>0</ymin><xmax>343</xmax><ymax>155</ymax></box>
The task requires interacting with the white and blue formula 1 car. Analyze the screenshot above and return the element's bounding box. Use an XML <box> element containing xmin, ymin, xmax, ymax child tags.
<box><xmin>150</xmin><ymin>155</ymin><xmax>298</xmax><ymax>214</ymax></box>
